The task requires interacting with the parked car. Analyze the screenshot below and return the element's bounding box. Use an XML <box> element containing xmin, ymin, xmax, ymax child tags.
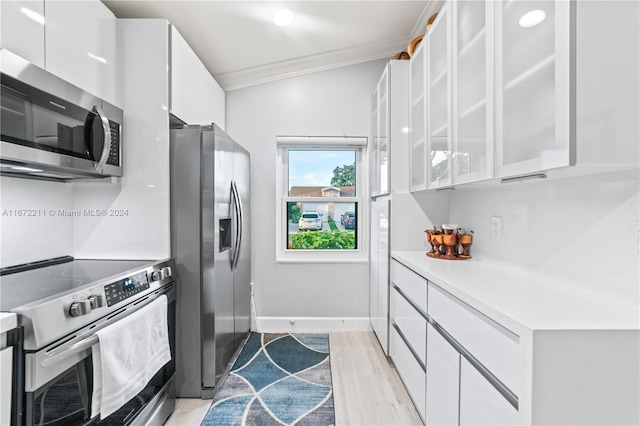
<box><xmin>298</xmin><ymin>211</ymin><xmax>323</xmax><ymax>230</ymax></box>
<box><xmin>341</xmin><ymin>211</ymin><xmax>356</xmax><ymax>229</ymax></box>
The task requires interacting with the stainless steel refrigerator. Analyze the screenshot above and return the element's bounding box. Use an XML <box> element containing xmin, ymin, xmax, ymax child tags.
<box><xmin>170</xmin><ymin>124</ymin><xmax>251</xmax><ymax>398</ymax></box>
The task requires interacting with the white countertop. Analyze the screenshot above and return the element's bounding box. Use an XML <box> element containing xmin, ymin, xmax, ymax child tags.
<box><xmin>0</xmin><ymin>313</ymin><xmax>17</xmax><ymax>334</ymax></box>
<box><xmin>392</xmin><ymin>251</ymin><xmax>640</xmax><ymax>335</ymax></box>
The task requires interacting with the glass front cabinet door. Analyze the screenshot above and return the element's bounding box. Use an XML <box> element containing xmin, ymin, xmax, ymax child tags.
<box><xmin>409</xmin><ymin>42</ymin><xmax>427</xmax><ymax>192</ymax></box>
<box><xmin>452</xmin><ymin>0</ymin><xmax>494</xmax><ymax>184</ymax></box>
<box><xmin>494</xmin><ymin>0</ymin><xmax>571</xmax><ymax>178</ymax></box>
<box><xmin>427</xmin><ymin>5</ymin><xmax>452</xmax><ymax>189</ymax></box>
<box><xmin>371</xmin><ymin>65</ymin><xmax>389</xmax><ymax>196</ymax></box>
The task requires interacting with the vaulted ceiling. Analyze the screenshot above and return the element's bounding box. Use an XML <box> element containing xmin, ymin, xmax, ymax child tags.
<box><xmin>102</xmin><ymin>1</ymin><xmax>441</xmax><ymax>91</ymax></box>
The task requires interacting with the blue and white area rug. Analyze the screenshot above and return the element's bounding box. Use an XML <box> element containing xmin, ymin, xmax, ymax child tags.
<box><xmin>201</xmin><ymin>332</ymin><xmax>334</xmax><ymax>426</ymax></box>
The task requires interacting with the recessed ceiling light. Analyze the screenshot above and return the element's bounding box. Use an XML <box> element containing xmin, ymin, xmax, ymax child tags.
<box><xmin>273</xmin><ymin>9</ymin><xmax>294</xmax><ymax>27</ymax></box>
<box><xmin>519</xmin><ymin>10</ymin><xmax>546</xmax><ymax>28</ymax></box>
<box><xmin>21</xmin><ymin>7</ymin><xmax>45</xmax><ymax>25</ymax></box>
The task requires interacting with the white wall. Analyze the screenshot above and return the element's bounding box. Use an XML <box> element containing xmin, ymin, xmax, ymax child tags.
<box><xmin>447</xmin><ymin>169</ymin><xmax>639</xmax><ymax>309</ymax></box>
<box><xmin>226</xmin><ymin>60</ymin><xmax>387</xmax><ymax>329</ymax></box>
<box><xmin>0</xmin><ymin>177</ymin><xmax>73</xmax><ymax>267</ymax></box>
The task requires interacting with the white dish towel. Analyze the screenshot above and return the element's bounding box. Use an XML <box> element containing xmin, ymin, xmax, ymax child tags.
<box><xmin>91</xmin><ymin>294</ymin><xmax>171</xmax><ymax>420</ymax></box>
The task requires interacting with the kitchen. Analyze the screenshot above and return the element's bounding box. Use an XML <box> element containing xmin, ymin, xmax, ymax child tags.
<box><xmin>1</xmin><ymin>0</ymin><xmax>639</xmax><ymax>425</ymax></box>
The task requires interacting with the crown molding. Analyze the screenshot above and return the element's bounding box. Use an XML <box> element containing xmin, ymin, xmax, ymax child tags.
<box><xmin>411</xmin><ymin>0</ymin><xmax>444</xmax><ymax>38</ymax></box>
<box><xmin>217</xmin><ymin>35</ymin><xmax>410</xmax><ymax>91</ymax></box>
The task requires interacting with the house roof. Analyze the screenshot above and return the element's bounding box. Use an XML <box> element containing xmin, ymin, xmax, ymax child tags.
<box><xmin>289</xmin><ymin>186</ymin><xmax>355</xmax><ymax>197</ymax></box>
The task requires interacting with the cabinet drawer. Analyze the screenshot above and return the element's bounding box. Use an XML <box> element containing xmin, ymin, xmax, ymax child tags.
<box><xmin>459</xmin><ymin>357</ymin><xmax>518</xmax><ymax>425</ymax></box>
<box><xmin>391</xmin><ymin>260</ymin><xmax>427</xmax><ymax>312</ymax></box>
<box><xmin>428</xmin><ymin>283</ymin><xmax>519</xmax><ymax>395</ymax></box>
<box><xmin>391</xmin><ymin>327</ymin><xmax>426</xmax><ymax>421</ymax></box>
<box><xmin>392</xmin><ymin>288</ymin><xmax>427</xmax><ymax>364</ymax></box>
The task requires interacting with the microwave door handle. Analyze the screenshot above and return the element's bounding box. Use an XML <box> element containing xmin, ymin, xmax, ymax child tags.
<box><xmin>91</xmin><ymin>105</ymin><xmax>112</xmax><ymax>171</ymax></box>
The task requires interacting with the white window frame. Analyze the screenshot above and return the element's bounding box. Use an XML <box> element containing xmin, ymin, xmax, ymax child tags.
<box><xmin>275</xmin><ymin>136</ymin><xmax>368</xmax><ymax>263</ymax></box>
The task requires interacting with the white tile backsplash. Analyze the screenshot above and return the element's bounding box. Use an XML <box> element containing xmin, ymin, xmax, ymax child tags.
<box><xmin>0</xmin><ymin>176</ymin><xmax>73</xmax><ymax>267</ymax></box>
<box><xmin>447</xmin><ymin>169</ymin><xmax>639</xmax><ymax>309</ymax></box>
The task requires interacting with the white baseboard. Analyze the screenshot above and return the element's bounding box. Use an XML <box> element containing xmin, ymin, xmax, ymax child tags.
<box><xmin>255</xmin><ymin>317</ymin><xmax>372</xmax><ymax>333</ymax></box>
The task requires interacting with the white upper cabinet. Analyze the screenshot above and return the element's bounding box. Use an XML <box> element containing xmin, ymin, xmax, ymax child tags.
<box><xmin>427</xmin><ymin>5</ymin><xmax>452</xmax><ymax>189</ymax></box>
<box><xmin>0</xmin><ymin>0</ymin><xmax>117</xmax><ymax>104</ymax></box>
<box><xmin>45</xmin><ymin>0</ymin><xmax>117</xmax><ymax>105</ymax></box>
<box><xmin>371</xmin><ymin>60</ymin><xmax>409</xmax><ymax>196</ymax></box>
<box><xmin>409</xmin><ymin>0</ymin><xmax>638</xmax><ymax>189</ymax></box>
<box><xmin>170</xmin><ymin>26</ymin><xmax>225</xmax><ymax>128</ymax></box>
<box><xmin>495</xmin><ymin>0</ymin><xmax>639</xmax><ymax>178</ymax></box>
<box><xmin>452</xmin><ymin>0</ymin><xmax>494</xmax><ymax>184</ymax></box>
<box><xmin>494</xmin><ymin>0</ymin><xmax>570</xmax><ymax>178</ymax></box>
<box><xmin>409</xmin><ymin>42</ymin><xmax>427</xmax><ymax>191</ymax></box>
<box><xmin>0</xmin><ymin>0</ymin><xmax>45</xmax><ymax>68</ymax></box>
<box><xmin>370</xmin><ymin>66</ymin><xmax>389</xmax><ymax>196</ymax></box>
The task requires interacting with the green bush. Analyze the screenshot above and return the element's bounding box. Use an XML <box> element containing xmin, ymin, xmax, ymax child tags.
<box><xmin>290</xmin><ymin>230</ymin><xmax>355</xmax><ymax>249</ymax></box>
<box><xmin>289</xmin><ymin>204</ymin><xmax>301</xmax><ymax>223</ymax></box>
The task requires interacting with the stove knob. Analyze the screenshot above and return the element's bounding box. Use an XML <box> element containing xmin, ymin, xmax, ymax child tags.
<box><xmin>88</xmin><ymin>294</ymin><xmax>105</xmax><ymax>309</ymax></box>
<box><xmin>161</xmin><ymin>267</ymin><xmax>172</xmax><ymax>278</ymax></box>
<box><xmin>150</xmin><ymin>270</ymin><xmax>164</xmax><ymax>282</ymax></box>
<box><xmin>69</xmin><ymin>299</ymin><xmax>92</xmax><ymax>317</ymax></box>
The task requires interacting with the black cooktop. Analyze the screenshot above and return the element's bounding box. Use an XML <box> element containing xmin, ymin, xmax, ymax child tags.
<box><xmin>0</xmin><ymin>256</ymin><xmax>155</xmax><ymax>311</ymax></box>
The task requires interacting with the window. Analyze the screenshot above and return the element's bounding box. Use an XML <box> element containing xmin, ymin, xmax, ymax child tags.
<box><xmin>276</xmin><ymin>136</ymin><xmax>367</xmax><ymax>262</ymax></box>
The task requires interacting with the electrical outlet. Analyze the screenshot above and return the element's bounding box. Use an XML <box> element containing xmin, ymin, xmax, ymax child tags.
<box><xmin>491</xmin><ymin>216</ymin><xmax>503</xmax><ymax>240</ymax></box>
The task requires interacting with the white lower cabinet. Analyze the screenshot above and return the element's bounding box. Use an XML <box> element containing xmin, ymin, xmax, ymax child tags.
<box><xmin>391</xmin><ymin>259</ymin><xmax>519</xmax><ymax>425</ymax></box>
<box><xmin>392</xmin><ymin>288</ymin><xmax>426</xmax><ymax>364</ymax></box>
<box><xmin>426</xmin><ymin>323</ymin><xmax>459</xmax><ymax>426</ymax></box>
<box><xmin>428</xmin><ymin>282</ymin><xmax>519</xmax><ymax>395</ymax></box>
<box><xmin>391</xmin><ymin>327</ymin><xmax>426</xmax><ymax>421</ymax></box>
<box><xmin>459</xmin><ymin>357</ymin><xmax>518</xmax><ymax>425</ymax></box>
<box><xmin>370</xmin><ymin>197</ymin><xmax>390</xmax><ymax>353</ymax></box>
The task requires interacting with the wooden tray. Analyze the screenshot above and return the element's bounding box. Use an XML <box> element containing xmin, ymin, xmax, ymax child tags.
<box><xmin>427</xmin><ymin>252</ymin><xmax>471</xmax><ymax>260</ymax></box>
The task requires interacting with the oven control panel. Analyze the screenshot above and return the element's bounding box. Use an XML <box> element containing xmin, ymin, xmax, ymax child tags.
<box><xmin>104</xmin><ymin>271</ymin><xmax>150</xmax><ymax>307</ymax></box>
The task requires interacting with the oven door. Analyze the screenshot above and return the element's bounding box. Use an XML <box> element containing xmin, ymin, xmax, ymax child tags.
<box><xmin>24</xmin><ymin>284</ymin><xmax>176</xmax><ymax>426</ymax></box>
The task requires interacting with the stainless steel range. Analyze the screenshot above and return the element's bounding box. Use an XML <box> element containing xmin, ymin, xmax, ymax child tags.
<box><xmin>0</xmin><ymin>256</ymin><xmax>177</xmax><ymax>425</ymax></box>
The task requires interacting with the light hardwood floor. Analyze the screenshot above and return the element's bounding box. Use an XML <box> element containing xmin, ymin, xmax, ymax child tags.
<box><xmin>165</xmin><ymin>331</ymin><xmax>422</xmax><ymax>425</ymax></box>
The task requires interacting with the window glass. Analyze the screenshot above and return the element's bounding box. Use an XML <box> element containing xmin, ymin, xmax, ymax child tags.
<box><xmin>284</xmin><ymin>148</ymin><xmax>359</xmax><ymax>252</ymax></box>
<box><xmin>288</xmin><ymin>150</ymin><xmax>356</xmax><ymax>196</ymax></box>
<box><xmin>287</xmin><ymin>201</ymin><xmax>357</xmax><ymax>250</ymax></box>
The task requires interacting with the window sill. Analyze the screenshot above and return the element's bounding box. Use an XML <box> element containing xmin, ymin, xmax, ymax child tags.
<box><xmin>275</xmin><ymin>254</ymin><xmax>369</xmax><ymax>264</ymax></box>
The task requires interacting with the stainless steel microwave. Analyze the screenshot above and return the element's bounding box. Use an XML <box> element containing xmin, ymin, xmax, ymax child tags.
<box><xmin>0</xmin><ymin>49</ymin><xmax>123</xmax><ymax>181</ymax></box>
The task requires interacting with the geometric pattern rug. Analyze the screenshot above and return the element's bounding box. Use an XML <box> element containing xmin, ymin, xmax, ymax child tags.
<box><xmin>201</xmin><ymin>332</ymin><xmax>335</xmax><ymax>426</ymax></box>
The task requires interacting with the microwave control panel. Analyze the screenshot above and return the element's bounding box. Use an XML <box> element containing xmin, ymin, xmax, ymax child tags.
<box><xmin>106</xmin><ymin>120</ymin><xmax>120</xmax><ymax>166</ymax></box>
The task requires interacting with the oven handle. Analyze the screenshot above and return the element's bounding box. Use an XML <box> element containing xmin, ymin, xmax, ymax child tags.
<box><xmin>40</xmin><ymin>335</ymin><xmax>98</xmax><ymax>367</ymax></box>
<box><xmin>40</xmin><ymin>283</ymin><xmax>175</xmax><ymax>368</ymax></box>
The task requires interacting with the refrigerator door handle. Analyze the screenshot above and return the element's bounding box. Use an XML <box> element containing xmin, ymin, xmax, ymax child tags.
<box><xmin>234</xmin><ymin>181</ymin><xmax>243</xmax><ymax>270</ymax></box>
<box><xmin>230</xmin><ymin>181</ymin><xmax>238</xmax><ymax>268</ymax></box>
<box><xmin>231</xmin><ymin>180</ymin><xmax>243</xmax><ymax>270</ymax></box>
